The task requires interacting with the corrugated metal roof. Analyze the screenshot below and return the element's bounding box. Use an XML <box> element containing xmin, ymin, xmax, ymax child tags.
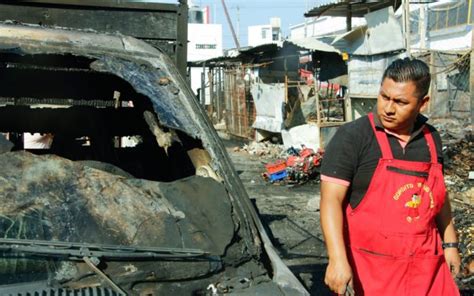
<box><xmin>304</xmin><ymin>0</ymin><xmax>401</xmax><ymax>18</ymax></box>
<box><xmin>285</xmin><ymin>37</ymin><xmax>341</xmax><ymax>54</ymax></box>
<box><xmin>310</xmin><ymin>0</ymin><xmax>346</xmax><ymax>6</ymax></box>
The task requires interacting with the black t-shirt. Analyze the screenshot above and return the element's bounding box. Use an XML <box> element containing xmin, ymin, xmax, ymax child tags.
<box><xmin>320</xmin><ymin>113</ymin><xmax>443</xmax><ymax>209</ymax></box>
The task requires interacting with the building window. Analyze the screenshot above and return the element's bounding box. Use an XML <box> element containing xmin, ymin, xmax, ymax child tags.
<box><xmin>272</xmin><ymin>28</ymin><xmax>279</xmax><ymax>41</ymax></box>
<box><xmin>261</xmin><ymin>28</ymin><xmax>269</xmax><ymax>39</ymax></box>
<box><xmin>427</xmin><ymin>1</ymin><xmax>470</xmax><ymax>31</ymax></box>
<box><xmin>195</xmin><ymin>44</ymin><xmax>217</xmax><ymax>50</ymax></box>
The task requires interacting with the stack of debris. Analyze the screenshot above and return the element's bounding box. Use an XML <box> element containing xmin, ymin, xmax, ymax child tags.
<box><xmin>439</xmin><ymin>125</ymin><xmax>473</xmax><ymax>292</ymax></box>
<box><xmin>233</xmin><ymin>141</ymin><xmax>286</xmax><ymax>158</ymax></box>
<box><xmin>262</xmin><ymin>146</ymin><xmax>324</xmax><ymax>185</ymax></box>
<box><xmin>453</xmin><ymin>206</ymin><xmax>474</xmax><ymax>292</ymax></box>
<box><xmin>443</xmin><ymin>131</ymin><xmax>473</xmax><ymax>206</ymax></box>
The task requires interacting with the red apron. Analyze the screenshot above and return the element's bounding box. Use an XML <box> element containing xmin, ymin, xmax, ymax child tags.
<box><xmin>344</xmin><ymin>113</ymin><xmax>459</xmax><ymax>295</ymax></box>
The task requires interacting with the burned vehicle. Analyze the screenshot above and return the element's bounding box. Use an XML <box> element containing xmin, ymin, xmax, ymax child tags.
<box><xmin>0</xmin><ymin>23</ymin><xmax>309</xmax><ymax>295</ymax></box>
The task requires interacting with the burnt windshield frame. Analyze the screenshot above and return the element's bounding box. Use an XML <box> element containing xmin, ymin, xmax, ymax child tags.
<box><xmin>0</xmin><ymin>238</ymin><xmax>216</xmax><ymax>260</ymax></box>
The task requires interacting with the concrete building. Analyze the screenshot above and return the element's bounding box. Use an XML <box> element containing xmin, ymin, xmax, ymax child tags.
<box><xmin>187</xmin><ymin>4</ymin><xmax>223</xmax><ymax>102</ymax></box>
<box><xmin>293</xmin><ymin>0</ymin><xmax>472</xmax><ymax>51</ymax></box>
<box><xmin>188</xmin><ymin>25</ymin><xmax>222</xmax><ymax>62</ymax></box>
<box><xmin>248</xmin><ymin>17</ymin><xmax>283</xmax><ymax>47</ymax></box>
<box><xmin>408</xmin><ymin>0</ymin><xmax>473</xmax><ymax>51</ymax></box>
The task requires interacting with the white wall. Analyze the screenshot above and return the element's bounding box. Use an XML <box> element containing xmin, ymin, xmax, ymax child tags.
<box><xmin>248</xmin><ymin>24</ymin><xmax>273</xmax><ymax>47</ymax></box>
<box><xmin>412</xmin><ymin>29</ymin><xmax>472</xmax><ymax>51</ymax></box>
<box><xmin>187</xmin><ymin>23</ymin><xmax>223</xmax><ymax>62</ymax></box>
<box><xmin>408</xmin><ymin>1</ymin><xmax>472</xmax><ymax>51</ymax></box>
<box><xmin>290</xmin><ymin>16</ymin><xmax>366</xmax><ymax>39</ymax></box>
<box><xmin>187</xmin><ymin>23</ymin><xmax>223</xmax><ymax>101</ymax></box>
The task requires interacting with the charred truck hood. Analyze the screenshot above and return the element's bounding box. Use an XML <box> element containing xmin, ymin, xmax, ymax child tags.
<box><xmin>0</xmin><ymin>23</ymin><xmax>308</xmax><ymax>295</ymax></box>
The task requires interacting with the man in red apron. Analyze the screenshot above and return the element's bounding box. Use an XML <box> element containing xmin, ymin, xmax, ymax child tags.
<box><xmin>320</xmin><ymin>58</ymin><xmax>461</xmax><ymax>295</ymax></box>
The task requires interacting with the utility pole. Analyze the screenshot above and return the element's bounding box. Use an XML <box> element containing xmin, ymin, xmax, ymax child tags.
<box><xmin>237</xmin><ymin>5</ymin><xmax>240</xmax><ymax>46</ymax></box>
<box><xmin>220</xmin><ymin>0</ymin><xmax>240</xmax><ymax>50</ymax></box>
<box><xmin>213</xmin><ymin>3</ymin><xmax>217</xmax><ymax>24</ymax></box>
<box><xmin>402</xmin><ymin>0</ymin><xmax>411</xmax><ymax>56</ymax></box>
<box><xmin>419</xmin><ymin>3</ymin><xmax>426</xmax><ymax>50</ymax></box>
<box><xmin>468</xmin><ymin>16</ymin><xmax>474</xmax><ymax>122</ymax></box>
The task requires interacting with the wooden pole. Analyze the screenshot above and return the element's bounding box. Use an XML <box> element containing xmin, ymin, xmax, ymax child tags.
<box><xmin>470</xmin><ymin>30</ymin><xmax>473</xmax><ymax>124</ymax></box>
<box><xmin>346</xmin><ymin>3</ymin><xmax>352</xmax><ymax>32</ymax></box>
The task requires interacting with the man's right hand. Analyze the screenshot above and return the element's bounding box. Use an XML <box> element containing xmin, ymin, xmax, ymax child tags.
<box><xmin>324</xmin><ymin>258</ymin><xmax>353</xmax><ymax>295</ymax></box>
<box><xmin>320</xmin><ymin>181</ymin><xmax>353</xmax><ymax>294</ymax></box>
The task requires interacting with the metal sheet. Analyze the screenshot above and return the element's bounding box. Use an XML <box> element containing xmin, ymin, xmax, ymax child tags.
<box><xmin>0</xmin><ymin>1</ymin><xmax>189</xmax><ymax>76</ymax></box>
<box><xmin>281</xmin><ymin>124</ymin><xmax>320</xmax><ymax>151</ymax></box>
<box><xmin>332</xmin><ymin>6</ymin><xmax>405</xmax><ymax>55</ymax></box>
<box><xmin>348</xmin><ymin>53</ymin><xmax>406</xmax><ymax>97</ymax></box>
<box><xmin>0</xmin><ymin>4</ymin><xmax>178</xmax><ymax>40</ymax></box>
<box><xmin>251</xmin><ymin>82</ymin><xmax>285</xmax><ymax>133</ymax></box>
<box><xmin>223</xmin><ymin>68</ymin><xmax>255</xmax><ymax>138</ymax></box>
<box><xmin>285</xmin><ymin>37</ymin><xmax>340</xmax><ymax>54</ymax></box>
<box><xmin>0</xmin><ymin>0</ymin><xmax>180</xmax><ymax>10</ymax></box>
<box><xmin>350</xmin><ymin>97</ymin><xmax>377</xmax><ymax>120</ymax></box>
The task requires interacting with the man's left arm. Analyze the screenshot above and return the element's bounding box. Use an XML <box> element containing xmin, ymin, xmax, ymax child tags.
<box><xmin>435</xmin><ymin>193</ymin><xmax>461</xmax><ymax>277</ymax></box>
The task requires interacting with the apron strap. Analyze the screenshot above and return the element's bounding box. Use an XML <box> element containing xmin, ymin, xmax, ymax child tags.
<box><xmin>422</xmin><ymin>126</ymin><xmax>438</xmax><ymax>164</ymax></box>
<box><xmin>368</xmin><ymin>113</ymin><xmax>394</xmax><ymax>159</ymax></box>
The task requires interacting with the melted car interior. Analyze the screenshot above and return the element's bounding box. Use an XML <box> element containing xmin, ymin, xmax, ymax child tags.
<box><xmin>0</xmin><ymin>53</ymin><xmax>201</xmax><ymax>181</ymax></box>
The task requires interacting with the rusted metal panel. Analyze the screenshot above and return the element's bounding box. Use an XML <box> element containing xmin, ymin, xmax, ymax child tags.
<box><xmin>0</xmin><ymin>4</ymin><xmax>178</xmax><ymax>40</ymax></box>
<box><xmin>223</xmin><ymin>68</ymin><xmax>255</xmax><ymax>139</ymax></box>
<box><xmin>418</xmin><ymin>50</ymin><xmax>471</xmax><ymax>119</ymax></box>
<box><xmin>0</xmin><ymin>1</ymin><xmax>189</xmax><ymax>76</ymax></box>
<box><xmin>348</xmin><ymin>53</ymin><xmax>405</xmax><ymax>97</ymax></box>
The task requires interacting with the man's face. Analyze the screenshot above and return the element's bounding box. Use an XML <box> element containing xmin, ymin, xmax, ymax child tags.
<box><xmin>377</xmin><ymin>78</ymin><xmax>429</xmax><ymax>134</ymax></box>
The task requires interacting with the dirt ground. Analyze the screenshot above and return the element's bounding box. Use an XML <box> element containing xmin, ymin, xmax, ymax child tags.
<box><xmin>223</xmin><ymin>134</ymin><xmax>473</xmax><ymax>296</ymax></box>
<box><xmin>224</xmin><ymin>139</ymin><xmax>331</xmax><ymax>295</ymax></box>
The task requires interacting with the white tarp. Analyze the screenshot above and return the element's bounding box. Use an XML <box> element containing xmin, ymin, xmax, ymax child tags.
<box><xmin>332</xmin><ymin>6</ymin><xmax>404</xmax><ymax>55</ymax></box>
<box><xmin>251</xmin><ymin>82</ymin><xmax>285</xmax><ymax>133</ymax></box>
<box><xmin>281</xmin><ymin>124</ymin><xmax>320</xmax><ymax>151</ymax></box>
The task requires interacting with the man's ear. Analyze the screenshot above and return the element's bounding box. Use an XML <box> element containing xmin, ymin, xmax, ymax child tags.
<box><xmin>419</xmin><ymin>95</ymin><xmax>430</xmax><ymax>112</ymax></box>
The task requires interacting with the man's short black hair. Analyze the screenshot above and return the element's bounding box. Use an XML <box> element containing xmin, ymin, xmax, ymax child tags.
<box><xmin>382</xmin><ymin>58</ymin><xmax>431</xmax><ymax>99</ymax></box>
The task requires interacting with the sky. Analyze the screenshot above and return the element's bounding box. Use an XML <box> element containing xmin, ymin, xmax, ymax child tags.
<box><xmin>143</xmin><ymin>0</ymin><xmax>318</xmax><ymax>49</ymax></box>
<box><xmin>192</xmin><ymin>0</ymin><xmax>313</xmax><ymax>49</ymax></box>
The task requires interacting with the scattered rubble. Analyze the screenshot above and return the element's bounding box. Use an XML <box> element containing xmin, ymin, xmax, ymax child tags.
<box><xmin>233</xmin><ymin>141</ymin><xmax>286</xmax><ymax>158</ymax></box>
<box><xmin>432</xmin><ymin>118</ymin><xmax>472</xmax><ymax>146</ymax></box>
<box><xmin>439</xmin><ymin>124</ymin><xmax>473</xmax><ymax>293</ymax></box>
<box><xmin>444</xmin><ymin>131</ymin><xmax>473</xmax><ymax>205</ymax></box>
<box><xmin>443</xmin><ymin>128</ymin><xmax>473</xmax><ymax>206</ymax></box>
<box><xmin>453</xmin><ymin>205</ymin><xmax>474</xmax><ymax>293</ymax></box>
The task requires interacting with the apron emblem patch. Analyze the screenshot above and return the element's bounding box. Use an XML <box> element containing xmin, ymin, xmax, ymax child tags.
<box><xmin>405</xmin><ymin>194</ymin><xmax>421</xmax><ymax>223</ymax></box>
<box><xmin>393</xmin><ymin>183</ymin><xmax>436</xmax><ymax>223</ymax></box>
